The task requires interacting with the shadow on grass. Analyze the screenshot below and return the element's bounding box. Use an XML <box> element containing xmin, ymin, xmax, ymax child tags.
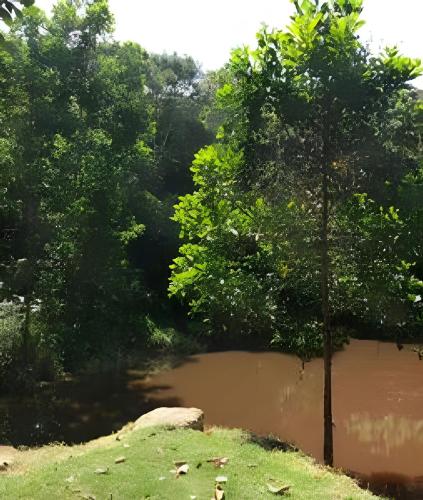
<box><xmin>246</xmin><ymin>432</ymin><xmax>298</xmax><ymax>453</ymax></box>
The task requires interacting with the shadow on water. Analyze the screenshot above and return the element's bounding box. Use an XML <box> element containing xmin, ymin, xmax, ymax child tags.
<box><xmin>0</xmin><ymin>356</ymin><xmax>199</xmax><ymax>447</ymax></box>
<box><xmin>353</xmin><ymin>472</ymin><xmax>423</xmax><ymax>500</ymax></box>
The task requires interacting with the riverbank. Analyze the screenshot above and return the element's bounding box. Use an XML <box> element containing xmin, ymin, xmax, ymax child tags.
<box><xmin>0</xmin><ymin>424</ymin><xmax>378</xmax><ymax>499</ymax></box>
<box><xmin>2</xmin><ymin>340</ymin><xmax>422</xmax><ymax>497</ymax></box>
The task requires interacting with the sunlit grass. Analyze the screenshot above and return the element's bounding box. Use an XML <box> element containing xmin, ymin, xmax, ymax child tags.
<box><xmin>0</xmin><ymin>426</ymin><xmax>379</xmax><ymax>499</ymax></box>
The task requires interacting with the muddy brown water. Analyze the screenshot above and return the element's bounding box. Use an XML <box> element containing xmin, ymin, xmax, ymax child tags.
<box><xmin>1</xmin><ymin>339</ymin><xmax>423</xmax><ymax>498</ymax></box>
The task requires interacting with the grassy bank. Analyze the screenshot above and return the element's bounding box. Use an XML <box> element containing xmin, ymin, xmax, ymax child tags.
<box><xmin>0</xmin><ymin>426</ymin><xmax>378</xmax><ymax>499</ymax></box>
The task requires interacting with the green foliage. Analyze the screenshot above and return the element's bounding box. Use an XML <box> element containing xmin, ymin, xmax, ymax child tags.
<box><xmin>144</xmin><ymin>315</ymin><xmax>203</xmax><ymax>353</ymax></box>
<box><xmin>170</xmin><ymin>0</ymin><xmax>423</xmax><ymax>356</ymax></box>
<box><xmin>0</xmin><ymin>301</ymin><xmax>23</xmax><ymax>384</ymax></box>
<box><xmin>0</xmin><ymin>0</ymin><xmax>215</xmax><ymax>381</ymax></box>
<box><xmin>0</xmin><ymin>1</ymin><xmax>34</xmax><ymax>35</ymax></box>
<box><xmin>1</xmin><ymin>0</ymin><xmax>422</xmax><ymax>387</ymax></box>
<box><xmin>0</xmin><ymin>299</ymin><xmax>62</xmax><ymax>391</ymax></box>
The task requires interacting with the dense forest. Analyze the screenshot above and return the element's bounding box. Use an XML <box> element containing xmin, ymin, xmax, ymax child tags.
<box><xmin>0</xmin><ymin>0</ymin><xmax>220</xmax><ymax>389</ymax></box>
<box><xmin>0</xmin><ymin>0</ymin><xmax>422</xmax><ymax>412</ymax></box>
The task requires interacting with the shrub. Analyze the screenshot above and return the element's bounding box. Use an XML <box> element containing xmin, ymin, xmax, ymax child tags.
<box><xmin>0</xmin><ymin>300</ymin><xmax>23</xmax><ymax>388</ymax></box>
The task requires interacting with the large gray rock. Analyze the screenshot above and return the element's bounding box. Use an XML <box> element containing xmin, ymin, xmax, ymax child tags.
<box><xmin>133</xmin><ymin>407</ymin><xmax>204</xmax><ymax>432</ymax></box>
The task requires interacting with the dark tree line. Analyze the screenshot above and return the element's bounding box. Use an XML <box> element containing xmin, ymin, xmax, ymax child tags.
<box><xmin>0</xmin><ymin>0</ymin><xmax>214</xmax><ymax>388</ymax></box>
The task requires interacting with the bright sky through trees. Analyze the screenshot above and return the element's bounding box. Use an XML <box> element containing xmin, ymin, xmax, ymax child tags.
<box><xmin>33</xmin><ymin>0</ymin><xmax>423</xmax><ymax>88</ymax></box>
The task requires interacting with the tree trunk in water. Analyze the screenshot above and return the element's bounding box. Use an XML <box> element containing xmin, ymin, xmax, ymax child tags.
<box><xmin>321</xmin><ymin>164</ymin><xmax>333</xmax><ymax>467</ymax></box>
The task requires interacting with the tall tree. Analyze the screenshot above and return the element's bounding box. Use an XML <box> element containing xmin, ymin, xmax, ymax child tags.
<box><xmin>170</xmin><ymin>0</ymin><xmax>422</xmax><ymax>466</ymax></box>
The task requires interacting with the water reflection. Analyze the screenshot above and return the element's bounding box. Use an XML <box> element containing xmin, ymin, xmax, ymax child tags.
<box><xmin>346</xmin><ymin>413</ymin><xmax>423</xmax><ymax>456</ymax></box>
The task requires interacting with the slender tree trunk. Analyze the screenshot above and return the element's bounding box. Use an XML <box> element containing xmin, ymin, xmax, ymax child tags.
<box><xmin>321</xmin><ymin>154</ymin><xmax>333</xmax><ymax>467</ymax></box>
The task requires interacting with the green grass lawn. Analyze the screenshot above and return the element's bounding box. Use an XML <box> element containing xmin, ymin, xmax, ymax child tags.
<box><xmin>0</xmin><ymin>426</ymin><xmax>379</xmax><ymax>500</ymax></box>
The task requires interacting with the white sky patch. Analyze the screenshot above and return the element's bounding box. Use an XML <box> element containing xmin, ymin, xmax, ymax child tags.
<box><xmin>30</xmin><ymin>0</ymin><xmax>423</xmax><ymax>88</ymax></box>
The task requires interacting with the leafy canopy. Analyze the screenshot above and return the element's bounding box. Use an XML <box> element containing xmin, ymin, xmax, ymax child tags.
<box><xmin>169</xmin><ymin>0</ymin><xmax>423</xmax><ymax>355</ymax></box>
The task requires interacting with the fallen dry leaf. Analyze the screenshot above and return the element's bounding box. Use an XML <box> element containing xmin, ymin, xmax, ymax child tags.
<box><xmin>65</xmin><ymin>475</ymin><xmax>75</xmax><ymax>483</ymax></box>
<box><xmin>176</xmin><ymin>463</ymin><xmax>189</xmax><ymax>476</ymax></box>
<box><xmin>114</xmin><ymin>456</ymin><xmax>126</xmax><ymax>464</ymax></box>
<box><xmin>173</xmin><ymin>460</ymin><xmax>188</xmax><ymax>467</ymax></box>
<box><xmin>215</xmin><ymin>476</ymin><xmax>228</xmax><ymax>483</ymax></box>
<box><xmin>214</xmin><ymin>484</ymin><xmax>225</xmax><ymax>500</ymax></box>
<box><xmin>207</xmin><ymin>457</ymin><xmax>229</xmax><ymax>468</ymax></box>
<box><xmin>94</xmin><ymin>467</ymin><xmax>109</xmax><ymax>475</ymax></box>
<box><xmin>267</xmin><ymin>483</ymin><xmax>291</xmax><ymax>495</ymax></box>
